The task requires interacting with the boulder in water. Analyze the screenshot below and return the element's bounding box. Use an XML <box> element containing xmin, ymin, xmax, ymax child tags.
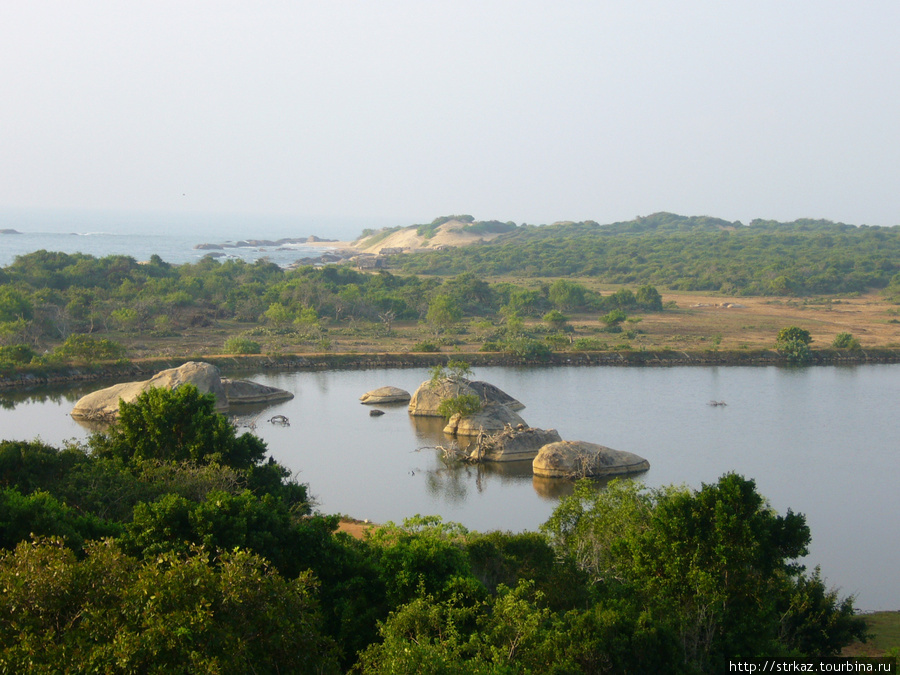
<box><xmin>442</xmin><ymin>402</ymin><xmax>526</xmax><ymax>437</ymax></box>
<box><xmin>467</xmin><ymin>426</ymin><xmax>562</xmax><ymax>462</ymax></box>
<box><xmin>408</xmin><ymin>378</ymin><xmax>523</xmax><ymax>417</ymax></box>
<box><xmin>532</xmin><ymin>441</ymin><xmax>649</xmax><ymax>478</ymax></box>
<box><xmin>360</xmin><ymin>386</ymin><xmax>411</xmax><ymax>404</ymax></box>
<box><xmin>70</xmin><ymin>361</ymin><xmax>292</xmax><ymax>421</ymax></box>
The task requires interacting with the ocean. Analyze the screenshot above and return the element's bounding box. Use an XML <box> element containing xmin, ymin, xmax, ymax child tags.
<box><xmin>0</xmin><ymin>208</ymin><xmax>399</xmax><ymax>267</ymax></box>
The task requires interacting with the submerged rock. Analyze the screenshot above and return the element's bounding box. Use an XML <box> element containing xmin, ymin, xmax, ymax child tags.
<box><xmin>532</xmin><ymin>441</ymin><xmax>650</xmax><ymax>479</ymax></box>
<box><xmin>359</xmin><ymin>386</ymin><xmax>411</xmax><ymax>404</ymax></box>
<box><xmin>71</xmin><ymin>361</ymin><xmax>292</xmax><ymax>421</ymax></box>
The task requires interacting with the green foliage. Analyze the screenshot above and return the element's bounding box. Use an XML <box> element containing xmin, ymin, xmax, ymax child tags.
<box><xmin>0</xmin><ymin>344</ymin><xmax>35</xmax><ymax>365</ymax></box>
<box><xmin>572</xmin><ymin>337</ymin><xmax>610</xmax><ymax>351</ymax></box>
<box><xmin>0</xmin><ymin>538</ymin><xmax>340</xmax><ymax>674</ymax></box>
<box><xmin>121</xmin><ymin>490</ymin><xmax>307</xmax><ymax>576</ymax></box>
<box><xmin>437</xmin><ymin>394</ymin><xmax>482</xmax><ymax>420</ymax></box>
<box><xmin>223</xmin><ymin>336</ymin><xmax>262</xmax><ymax>354</ymax></box>
<box><xmin>542</xmin><ymin>309</ymin><xmax>568</xmax><ymax>330</ymax></box>
<box><xmin>52</xmin><ymin>334</ymin><xmax>126</xmax><ymax>362</ymax></box>
<box><xmin>90</xmin><ymin>385</ymin><xmax>267</xmax><ymax>469</ymax></box>
<box><xmin>548</xmin><ymin>279</ymin><xmax>586</xmax><ymax>310</ymax></box>
<box><xmin>500</xmin><ymin>337</ymin><xmax>552</xmax><ymax>361</ymax></box>
<box><xmin>412</xmin><ymin>340</ymin><xmax>440</xmax><ymax>352</ymax></box>
<box><xmin>542</xmin><ymin>474</ymin><xmax>865</xmax><ymax>670</ymax></box>
<box><xmin>0</xmin><ymin>487</ymin><xmax>117</xmax><ymax>551</ymax></box>
<box><xmin>426</xmin><ymin>295</ymin><xmax>463</xmax><ymax>335</ymax></box>
<box><xmin>601</xmin><ymin>308</ymin><xmax>627</xmax><ymax>326</ymax></box>
<box><xmin>832</xmin><ymin>332</ymin><xmax>861</xmax><ymax>350</ymax></box>
<box><xmin>366</xmin><ymin>516</ymin><xmax>472</xmax><ymax>607</ymax></box>
<box><xmin>777</xmin><ymin>326</ymin><xmax>812</xmax><ymax>345</ymax></box>
<box><xmin>0</xmin><ymin>287</ymin><xmax>33</xmax><ymax>322</ymax></box>
<box><xmin>776</xmin><ymin>326</ymin><xmax>813</xmax><ymax>364</ymax></box>
<box><xmin>430</xmin><ymin>360</ymin><xmax>474</xmax><ymax>388</ymax></box>
<box><xmin>399</xmin><ymin>213</ymin><xmax>900</xmax><ymax>296</ymax></box>
<box><xmin>635</xmin><ymin>283</ymin><xmax>664</xmax><ymax>311</ymax></box>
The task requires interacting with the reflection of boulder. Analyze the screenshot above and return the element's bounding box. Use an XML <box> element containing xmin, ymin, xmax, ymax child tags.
<box><xmin>532</xmin><ymin>441</ymin><xmax>649</xmax><ymax>479</ymax></box>
<box><xmin>71</xmin><ymin>362</ymin><xmax>292</xmax><ymax>421</ymax></box>
<box><xmin>532</xmin><ymin>475</ymin><xmax>578</xmax><ymax>500</ymax></box>
<box><xmin>360</xmin><ymin>386</ymin><xmax>411</xmax><ymax>404</ymax></box>
<box><xmin>467</xmin><ymin>426</ymin><xmax>562</xmax><ymax>462</ymax></box>
<box><xmin>442</xmin><ymin>403</ymin><xmax>526</xmax><ymax>437</ymax></box>
<box><xmin>408</xmin><ymin>379</ymin><xmax>523</xmax><ymax>417</ymax></box>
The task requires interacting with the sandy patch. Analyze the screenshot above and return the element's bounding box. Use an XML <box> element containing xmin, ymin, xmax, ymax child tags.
<box><xmin>357</xmin><ymin>220</ymin><xmax>508</xmax><ymax>254</ymax></box>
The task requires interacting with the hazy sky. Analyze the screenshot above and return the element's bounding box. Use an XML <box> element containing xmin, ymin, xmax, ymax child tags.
<box><xmin>2</xmin><ymin>1</ymin><xmax>899</xmax><ymax>228</ymax></box>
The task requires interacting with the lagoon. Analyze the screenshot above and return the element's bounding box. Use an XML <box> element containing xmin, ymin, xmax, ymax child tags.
<box><xmin>1</xmin><ymin>363</ymin><xmax>897</xmax><ymax>610</ymax></box>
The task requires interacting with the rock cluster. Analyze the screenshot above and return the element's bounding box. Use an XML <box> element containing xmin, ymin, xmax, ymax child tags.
<box><xmin>399</xmin><ymin>373</ymin><xmax>649</xmax><ymax>479</ymax></box>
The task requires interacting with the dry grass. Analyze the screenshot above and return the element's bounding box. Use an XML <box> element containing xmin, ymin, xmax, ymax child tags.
<box><xmin>112</xmin><ymin>289</ymin><xmax>900</xmax><ymax>360</ymax></box>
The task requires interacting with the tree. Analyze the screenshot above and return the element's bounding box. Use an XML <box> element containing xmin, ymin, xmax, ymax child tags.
<box><xmin>548</xmin><ymin>280</ymin><xmax>586</xmax><ymax>311</ymax></box>
<box><xmin>635</xmin><ymin>284</ymin><xmax>663</xmax><ymax>311</ymax></box>
<box><xmin>776</xmin><ymin>326</ymin><xmax>813</xmax><ymax>364</ymax></box>
<box><xmin>90</xmin><ymin>385</ymin><xmax>267</xmax><ymax>470</ymax></box>
<box><xmin>542</xmin><ymin>474</ymin><xmax>865</xmax><ymax>671</ymax></box>
<box><xmin>425</xmin><ymin>295</ymin><xmax>462</xmax><ymax>337</ymax></box>
<box><xmin>542</xmin><ymin>310</ymin><xmax>568</xmax><ymax>331</ymax></box>
<box><xmin>0</xmin><ymin>538</ymin><xmax>341</xmax><ymax>674</ymax></box>
<box><xmin>600</xmin><ymin>308</ymin><xmax>627</xmax><ymax>327</ymax></box>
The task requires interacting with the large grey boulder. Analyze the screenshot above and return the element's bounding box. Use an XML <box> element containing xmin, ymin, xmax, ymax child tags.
<box><xmin>70</xmin><ymin>362</ymin><xmax>292</xmax><ymax>421</ymax></box>
<box><xmin>408</xmin><ymin>378</ymin><xmax>523</xmax><ymax>417</ymax></box>
<box><xmin>360</xmin><ymin>386</ymin><xmax>411</xmax><ymax>404</ymax></box>
<box><xmin>467</xmin><ymin>381</ymin><xmax>524</xmax><ymax>411</ymax></box>
<box><xmin>532</xmin><ymin>441</ymin><xmax>650</xmax><ymax>478</ymax></box>
<box><xmin>442</xmin><ymin>402</ymin><xmax>527</xmax><ymax>437</ymax></box>
<box><xmin>467</xmin><ymin>426</ymin><xmax>562</xmax><ymax>462</ymax></box>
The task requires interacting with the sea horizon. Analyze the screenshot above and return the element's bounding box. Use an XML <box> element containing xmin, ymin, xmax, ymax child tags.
<box><xmin>0</xmin><ymin>207</ymin><xmax>407</xmax><ymax>267</ymax></box>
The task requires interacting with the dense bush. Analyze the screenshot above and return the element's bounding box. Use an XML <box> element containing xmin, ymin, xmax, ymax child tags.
<box><xmin>223</xmin><ymin>336</ymin><xmax>262</xmax><ymax>354</ymax></box>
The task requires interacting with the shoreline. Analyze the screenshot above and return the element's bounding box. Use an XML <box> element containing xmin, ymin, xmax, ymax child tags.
<box><xmin>2</xmin><ymin>348</ymin><xmax>899</xmax><ymax>391</ymax></box>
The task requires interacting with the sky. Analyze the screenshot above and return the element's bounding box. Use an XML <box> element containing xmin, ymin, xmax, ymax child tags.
<box><xmin>2</xmin><ymin>1</ymin><xmax>899</xmax><ymax>233</ymax></box>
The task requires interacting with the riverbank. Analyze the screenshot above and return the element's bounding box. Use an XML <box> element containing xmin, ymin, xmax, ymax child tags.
<box><xmin>2</xmin><ymin>347</ymin><xmax>900</xmax><ymax>390</ymax></box>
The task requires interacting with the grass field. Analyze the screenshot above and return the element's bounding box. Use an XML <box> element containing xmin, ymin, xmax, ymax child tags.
<box><xmin>843</xmin><ymin>612</ymin><xmax>900</xmax><ymax>657</ymax></box>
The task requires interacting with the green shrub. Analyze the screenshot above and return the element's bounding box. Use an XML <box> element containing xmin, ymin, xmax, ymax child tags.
<box><xmin>437</xmin><ymin>394</ymin><xmax>482</xmax><ymax>420</ymax></box>
<box><xmin>52</xmin><ymin>334</ymin><xmax>126</xmax><ymax>362</ymax></box>
<box><xmin>545</xmin><ymin>334</ymin><xmax>570</xmax><ymax>349</ymax></box>
<box><xmin>412</xmin><ymin>340</ymin><xmax>440</xmax><ymax>352</ymax></box>
<box><xmin>0</xmin><ymin>344</ymin><xmax>36</xmax><ymax>365</ymax></box>
<box><xmin>223</xmin><ymin>337</ymin><xmax>262</xmax><ymax>354</ymax></box>
<box><xmin>831</xmin><ymin>332</ymin><xmax>861</xmax><ymax>350</ymax></box>
<box><xmin>502</xmin><ymin>338</ymin><xmax>552</xmax><ymax>360</ymax></box>
<box><xmin>776</xmin><ymin>326</ymin><xmax>813</xmax><ymax>364</ymax></box>
<box><xmin>572</xmin><ymin>337</ymin><xmax>609</xmax><ymax>351</ymax></box>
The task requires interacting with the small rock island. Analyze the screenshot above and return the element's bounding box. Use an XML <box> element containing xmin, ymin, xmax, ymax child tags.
<box><xmin>71</xmin><ymin>361</ymin><xmax>293</xmax><ymax>422</ymax></box>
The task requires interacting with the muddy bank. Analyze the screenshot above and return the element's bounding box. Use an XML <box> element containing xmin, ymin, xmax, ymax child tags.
<box><xmin>2</xmin><ymin>349</ymin><xmax>899</xmax><ymax>390</ymax></box>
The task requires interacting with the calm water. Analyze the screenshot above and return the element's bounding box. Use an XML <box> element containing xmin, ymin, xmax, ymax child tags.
<box><xmin>1</xmin><ymin>364</ymin><xmax>897</xmax><ymax>610</ymax></box>
<box><xmin>0</xmin><ymin>208</ymin><xmax>395</xmax><ymax>267</ymax></box>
